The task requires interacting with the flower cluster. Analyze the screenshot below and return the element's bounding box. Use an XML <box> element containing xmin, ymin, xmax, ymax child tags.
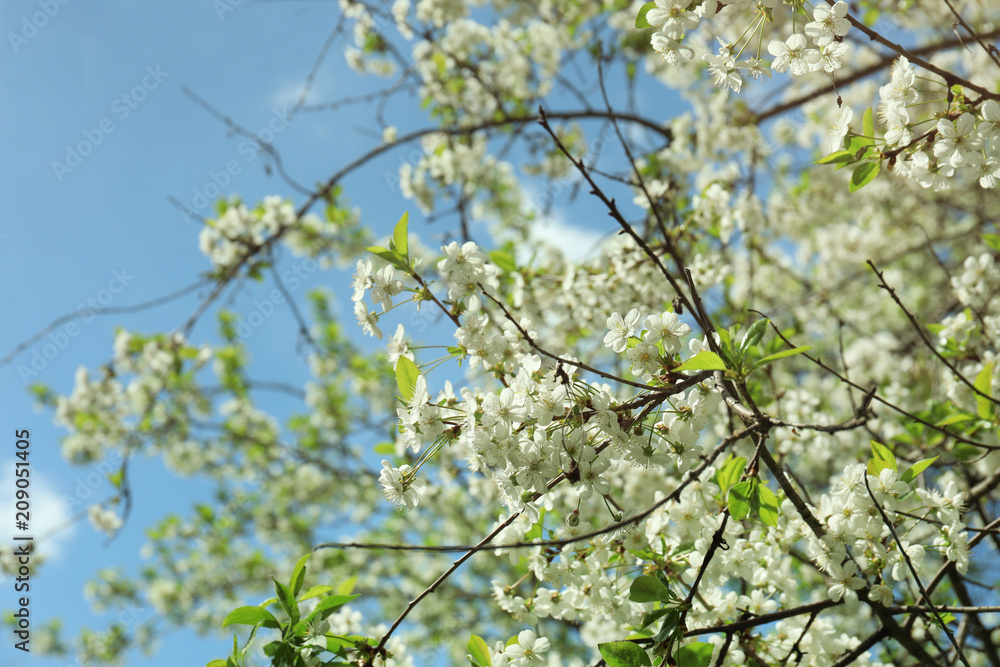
<box><xmin>379</xmin><ymin>461</ymin><xmax>427</xmax><ymax>510</ymax></box>
<box><xmin>437</xmin><ymin>241</ymin><xmax>499</xmax><ymax>312</ymax></box>
<box><xmin>809</xmin><ymin>463</ymin><xmax>968</xmax><ymax>606</ymax></box>
<box><xmin>198</xmin><ymin>196</ymin><xmax>341</xmax><ymax>273</ymax></box>
<box><xmin>351</xmin><ymin>257</ymin><xmax>404</xmax><ymax>340</ymax></box>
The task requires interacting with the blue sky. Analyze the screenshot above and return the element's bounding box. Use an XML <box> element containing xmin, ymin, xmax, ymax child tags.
<box><xmin>0</xmin><ymin>1</ymin><xmax>408</xmax><ymax>664</ymax></box>
<box><xmin>0</xmin><ymin>2</ymin><xmax>630</xmax><ymax>665</ymax></box>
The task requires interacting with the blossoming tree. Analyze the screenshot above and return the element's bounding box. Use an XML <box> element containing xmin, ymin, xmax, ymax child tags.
<box><xmin>16</xmin><ymin>0</ymin><xmax>1000</xmax><ymax>665</ymax></box>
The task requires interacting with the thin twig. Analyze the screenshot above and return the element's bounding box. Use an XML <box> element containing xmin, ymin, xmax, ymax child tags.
<box><xmin>868</xmin><ymin>259</ymin><xmax>1000</xmax><ymax>409</ymax></box>
<box><xmin>864</xmin><ymin>475</ymin><xmax>971</xmax><ymax>667</ymax></box>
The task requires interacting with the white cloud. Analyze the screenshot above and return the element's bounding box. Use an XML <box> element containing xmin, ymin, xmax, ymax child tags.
<box><xmin>527</xmin><ymin>211</ymin><xmax>608</xmax><ymax>263</ymax></box>
<box><xmin>269</xmin><ymin>79</ymin><xmax>330</xmax><ymax>110</ymax></box>
<box><xmin>0</xmin><ymin>463</ymin><xmax>78</xmax><ymax>562</ymax></box>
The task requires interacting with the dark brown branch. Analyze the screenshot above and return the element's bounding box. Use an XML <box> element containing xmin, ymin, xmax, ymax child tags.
<box><xmin>826</xmin><ymin>0</ymin><xmax>1000</xmax><ymax>101</ymax></box>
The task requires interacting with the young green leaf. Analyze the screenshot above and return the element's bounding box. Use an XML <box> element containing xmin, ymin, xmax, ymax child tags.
<box><xmin>635</xmin><ymin>1</ymin><xmax>657</xmax><ymax>28</ymax></box>
<box><xmin>901</xmin><ymin>456</ymin><xmax>938</xmax><ymax>484</ymax></box>
<box><xmin>391</xmin><ymin>212</ymin><xmax>409</xmax><ymax>262</ymax></box>
<box><xmin>598</xmin><ymin>641</ymin><xmax>651</xmax><ymax>667</ymax></box>
<box><xmin>222</xmin><ymin>606</ymin><xmax>279</xmax><ymax>628</ymax></box>
<box><xmin>845</xmin><ymin>134</ymin><xmax>876</xmax><ymax>151</ymax></box>
<box><xmin>740</xmin><ymin>318</ymin><xmax>769</xmax><ymax>354</ymax></box>
<box><xmin>753</xmin><ymin>346</ymin><xmax>812</xmax><ymax>368</ymax></box>
<box><xmin>675</xmin><ymin>641</ymin><xmax>715</xmax><ymax>667</ymax></box>
<box><xmin>716</xmin><ymin>455</ymin><xmax>747</xmax><ymax>494</ymax></box>
<box><xmin>673</xmin><ymin>350</ymin><xmax>727</xmax><ymax>372</ymax></box>
<box><xmin>395</xmin><ymin>356</ymin><xmax>419</xmax><ymax>403</ymax></box>
<box><xmin>868</xmin><ymin>440</ymin><xmax>897</xmax><ymax>478</ymax></box>
<box><xmin>301</xmin><ymin>594</ymin><xmax>361</xmax><ymax>626</ymax></box>
<box><xmin>756</xmin><ymin>483</ymin><xmax>780</xmax><ymax>527</ymax></box>
<box><xmin>974</xmin><ymin>362</ymin><xmax>994</xmax><ymax>419</ymax></box>
<box><xmin>629</xmin><ymin>574</ymin><xmax>673</xmax><ymax>603</ymax></box>
<box><xmin>467</xmin><ymin>635</ymin><xmax>492</xmax><ymax>667</ymax></box>
<box><xmin>849</xmin><ymin>160</ymin><xmax>881</xmax><ymax>192</ymax></box>
<box><xmin>488</xmin><ymin>250</ymin><xmax>517</xmax><ymax>273</ymax></box>
<box><xmin>298</xmin><ymin>585</ymin><xmax>333</xmax><ymax>601</ymax></box>
<box><xmin>815</xmin><ymin>150</ymin><xmax>855</xmax><ymax>165</ymax></box>
<box><xmin>862</xmin><ymin>106</ymin><xmax>875</xmax><ymax>137</ymax></box>
<box><xmin>639</xmin><ymin>606</ymin><xmax>672</xmax><ymax>630</ymax></box>
<box><xmin>728</xmin><ymin>480</ymin><xmax>754</xmax><ymax>521</ymax></box>
<box><xmin>272</xmin><ymin>578</ymin><xmax>299</xmax><ymax>625</ymax></box>
<box><xmin>936</xmin><ymin>413</ymin><xmax>974</xmax><ymax>427</ymax></box>
<box><xmin>289</xmin><ymin>552</ymin><xmax>310</xmax><ymax>597</ymax></box>
<box><xmin>366</xmin><ymin>245</ymin><xmax>399</xmax><ymax>266</ymax></box>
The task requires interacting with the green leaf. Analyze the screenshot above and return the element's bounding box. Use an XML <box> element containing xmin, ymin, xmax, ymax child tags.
<box><xmin>290</xmin><ymin>552</ymin><xmax>310</xmax><ymax>597</ymax></box>
<box><xmin>849</xmin><ymin>160</ymin><xmax>881</xmax><ymax>192</ymax></box>
<box><xmin>953</xmin><ymin>442</ymin><xmax>981</xmax><ymax>461</ymax></box>
<box><xmin>845</xmin><ymin>134</ymin><xmax>875</xmax><ymax>151</ymax></box>
<box><xmin>756</xmin><ymin>483</ymin><xmax>780</xmax><ymax>527</ymax></box>
<box><xmin>675</xmin><ymin>641</ymin><xmax>715</xmax><ymax>667</ymax></box>
<box><xmin>868</xmin><ymin>440</ymin><xmax>897</xmax><ymax>477</ymax></box>
<box><xmin>715</xmin><ymin>327</ymin><xmax>732</xmax><ymax>351</ymax></box>
<box><xmin>815</xmin><ymin>150</ymin><xmax>855</xmax><ymax>165</ymax></box>
<box><xmin>674</xmin><ymin>350</ymin><xmax>727</xmax><ymax>372</ymax></box>
<box><xmin>653</xmin><ymin>608</ymin><xmax>683</xmax><ymax>644</ymax></box>
<box><xmin>366</xmin><ymin>245</ymin><xmax>398</xmax><ymax>266</ymax></box>
<box><xmin>639</xmin><ymin>606</ymin><xmax>672</xmax><ymax>630</ymax></box>
<box><xmin>862</xmin><ymin>106</ymin><xmax>875</xmax><ymax>138</ymax></box>
<box><xmin>302</xmin><ymin>594</ymin><xmax>361</xmax><ymax>626</ymax></box>
<box><xmin>467</xmin><ymin>635</ymin><xmax>492</xmax><ymax>667</ymax></box>
<box><xmin>936</xmin><ymin>413</ymin><xmax>974</xmax><ymax>427</ymax></box>
<box><xmin>206</xmin><ymin>661</ymin><xmax>228</xmax><ymax>667</ymax></box>
<box><xmin>488</xmin><ymin>250</ymin><xmax>517</xmax><ymax>274</ymax></box>
<box><xmin>901</xmin><ymin>456</ymin><xmax>938</xmax><ymax>484</ymax></box>
<box><xmin>634</xmin><ymin>1</ymin><xmax>657</xmax><ymax>28</ymax></box>
<box><xmin>753</xmin><ymin>346</ymin><xmax>812</xmax><ymax>368</ymax></box>
<box><xmin>629</xmin><ymin>575</ymin><xmax>673</xmax><ymax>603</ymax></box>
<box><xmin>728</xmin><ymin>480</ymin><xmax>754</xmax><ymax>521</ymax></box>
<box><xmin>740</xmin><ymin>318</ymin><xmax>769</xmax><ymax>354</ymax></box>
<box><xmin>598</xmin><ymin>641</ymin><xmax>651</xmax><ymax>667</ymax></box>
<box><xmin>336</xmin><ymin>577</ymin><xmax>358</xmax><ymax>596</ymax></box>
<box><xmin>374</xmin><ymin>442</ymin><xmax>396</xmax><ymax>455</ymax></box>
<box><xmin>272</xmin><ymin>577</ymin><xmax>298</xmax><ymax>625</ymax></box>
<box><xmin>983</xmin><ymin>233</ymin><xmax>1000</xmax><ymax>252</ymax></box>
<box><xmin>298</xmin><ymin>585</ymin><xmax>333</xmax><ymax>601</ymax></box>
<box><xmin>716</xmin><ymin>455</ymin><xmax>746</xmax><ymax>494</ymax></box>
<box><xmin>391</xmin><ymin>212</ymin><xmax>409</xmax><ymax>261</ymax></box>
<box><xmin>222</xmin><ymin>606</ymin><xmax>279</xmax><ymax>628</ymax></box>
<box><xmin>395</xmin><ymin>356</ymin><xmax>419</xmax><ymax>403</ymax></box>
<box><xmin>974</xmin><ymin>362</ymin><xmax>994</xmax><ymax>419</ymax></box>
